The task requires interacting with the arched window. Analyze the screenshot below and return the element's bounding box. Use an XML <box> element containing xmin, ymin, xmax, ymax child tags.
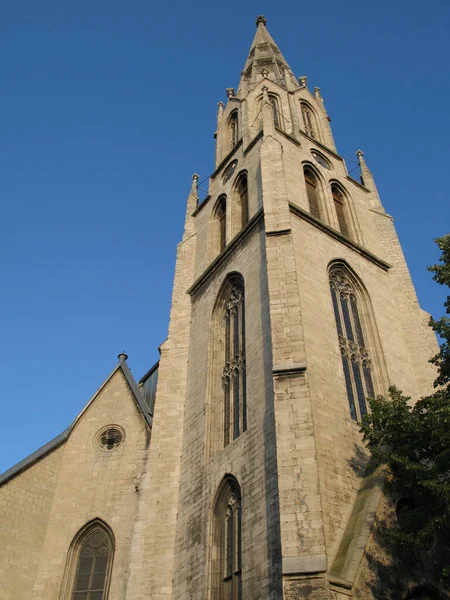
<box><xmin>332</xmin><ymin>184</ymin><xmax>351</xmax><ymax>239</ymax></box>
<box><xmin>235</xmin><ymin>172</ymin><xmax>249</xmax><ymax>229</ymax></box>
<box><xmin>229</xmin><ymin>111</ymin><xmax>239</xmax><ymax>149</ymax></box>
<box><xmin>62</xmin><ymin>520</ymin><xmax>114</xmax><ymax>600</ymax></box>
<box><xmin>209</xmin><ymin>273</ymin><xmax>247</xmax><ymax>454</ymax></box>
<box><xmin>329</xmin><ymin>266</ymin><xmax>375</xmax><ymax>421</ymax></box>
<box><xmin>303</xmin><ymin>166</ymin><xmax>321</xmax><ymax>220</ymax></box>
<box><xmin>301</xmin><ymin>102</ymin><xmax>318</xmax><ymax>140</ymax></box>
<box><xmin>211</xmin><ymin>476</ymin><xmax>242</xmax><ymax>600</ymax></box>
<box><xmin>269</xmin><ymin>95</ymin><xmax>280</xmax><ymax>128</ymax></box>
<box><xmin>222</xmin><ymin>276</ymin><xmax>247</xmax><ymax>446</ymax></box>
<box><xmin>213</xmin><ymin>196</ymin><xmax>227</xmax><ymax>254</ymax></box>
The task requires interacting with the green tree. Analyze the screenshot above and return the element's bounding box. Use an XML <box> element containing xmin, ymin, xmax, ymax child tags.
<box><xmin>360</xmin><ymin>234</ymin><xmax>450</xmax><ymax>577</ymax></box>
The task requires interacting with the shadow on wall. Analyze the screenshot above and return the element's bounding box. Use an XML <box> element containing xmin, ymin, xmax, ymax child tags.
<box><xmin>343</xmin><ymin>445</ymin><xmax>450</xmax><ymax>600</ymax></box>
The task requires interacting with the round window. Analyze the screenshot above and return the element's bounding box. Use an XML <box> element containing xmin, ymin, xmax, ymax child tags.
<box><xmin>222</xmin><ymin>160</ymin><xmax>238</xmax><ymax>183</ymax></box>
<box><xmin>95</xmin><ymin>425</ymin><xmax>125</xmax><ymax>451</ymax></box>
<box><xmin>311</xmin><ymin>150</ymin><xmax>330</xmax><ymax>170</ymax></box>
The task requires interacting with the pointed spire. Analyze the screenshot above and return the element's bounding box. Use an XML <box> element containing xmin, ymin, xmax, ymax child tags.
<box><xmin>184</xmin><ymin>174</ymin><xmax>199</xmax><ymax>239</ymax></box>
<box><xmin>237</xmin><ymin>16</ymin><xmax>299</xmax><ymax>96</ymax></box>
<box><xmin>356</xmin><ymin>150</ymin><xmax>375</xmax><ymax>190</ymax></box>
<box><xmin>356</xmin><ymin>150</ymin><xmax>383</xmax><ymax>209</ymax></box>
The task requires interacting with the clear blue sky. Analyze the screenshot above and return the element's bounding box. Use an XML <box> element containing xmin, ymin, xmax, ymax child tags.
<box><xmin>1</xmin><ymin>0</ymin><xmax>449</xmax><ymax>474</ymax></box>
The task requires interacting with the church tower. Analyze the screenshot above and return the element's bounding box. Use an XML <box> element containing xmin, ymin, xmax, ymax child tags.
<box><xmin>0</xmin><ymin>15</ymin><xmax>443</xmax><ymax>600</ymax></box>
<box><xmin>123</xmin><ymin>15</ymin><xmax>439</xmax><ymax>600</ymax></box>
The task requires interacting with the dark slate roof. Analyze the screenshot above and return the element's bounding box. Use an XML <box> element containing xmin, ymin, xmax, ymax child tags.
<box><xmin>0</xmin><ymin>355</ymin><xmax>151</xmax><ymax>487</ymax></box>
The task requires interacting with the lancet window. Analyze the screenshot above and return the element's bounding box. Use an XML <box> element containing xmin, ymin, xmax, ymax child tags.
<box><xmin>235</xmin><ymin>172</ymin><xmax>249</xmax><ymax>229</ymax></box>
<box><xmin>304</xmin><ymin>166</ymin><xmax>321</xmax><ymax>220</ymax></box>
<box><xmin>222</xmin><ymin>276</ymin><xmax>247</xmax><ymax>446</ymax></box>
<box><xmin>332</xmin><ymin>184</ymin><xmax>351</xmax><ymax>238</ymax></box>
<box><xmin>301</xmin><ymin>102</ymin><xmax>318</xmax><ymax>140</ymax></box>
<box><xmin>229</xmin><ymin>111</ymin><xmax>239</xmax><ymax>149</ymax></box>
<box><xmin>212</xmin><ymin>476</ymin><xmax>242</xmax><ymax>600</ymax></box>
<box><xmin>65</xmin><ymin>521</ymin><xmax>114</xmax><ymax>600</ymax></box>
<box><xmin>329</xmin><ymin>267</ymin><xmax>375</xmax><ymax>421</ymax></box>
<box><xmin>269</xmin><ymin>95</ymin><xmax>280</xmax><ymax>128</ymax></box>
<box><xmin>215</xmin><ymin>197</ymin><xmax>227</xmax><ymax>253</ymax></box>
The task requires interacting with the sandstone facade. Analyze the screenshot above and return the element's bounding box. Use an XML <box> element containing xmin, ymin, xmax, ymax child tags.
<box><xmin>0</xmin><ymin>16</ymin><xmax>444</xmax><ymax>600</ymax></box>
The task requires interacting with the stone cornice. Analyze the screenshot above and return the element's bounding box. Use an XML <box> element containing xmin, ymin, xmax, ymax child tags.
<box><xmin>188</xmin><ymin>208</ymin><xmax>264</xmax><ymax>296</ymax></box>
<box><xmin>210</xmin><ymin>139</ymin><xmax>244</xmax><ymax>180</ymax></box>
<box><xmin>289</xmin><ymin>203</ymin><xmax>391</xmax><ymax>271</ymax></box>
<box><xmin>273</xmin><ymin>363</ymin><xmax>307</xmax><ymax>376</ymax></box>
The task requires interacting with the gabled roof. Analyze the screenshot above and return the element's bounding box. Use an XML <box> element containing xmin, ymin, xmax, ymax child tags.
<box><xmin>0</xmin><ymin>354</ymin><xmax>151</xmax><ymax>486</ymax></box>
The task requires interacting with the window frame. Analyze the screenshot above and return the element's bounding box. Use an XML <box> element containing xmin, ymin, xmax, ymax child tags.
<box><xmin>331</xmin><ymin>183</ymin><xmax>351</xmax><ymax>239</ymax></box>
<box><xmin>59</xmin><ymin>519</ymin><xmax>114</xmax><ymax>600</ymax></box>
<box><xmin>303</xmin><ymin>165</ymin><xmax>322</xmax><ymax>220</ymax></box>
<box><xmin>210</xmin><ymin>195</ymin><xmax>228</xmax><ymax>258</ymax></box>
<box><xmin>232</xmin><ymin>171</ymin><xmax>249</xmax><ymax>235</ymax></box>
<box><xmin>208</xmin><ymin>273</ymin><xmax>248</xmax><ymax>456</ymax></box>
<box><xmin>328</xmin><ymin>262</ymin><xmax>386</xmax><ymax>422</ymax></box>
<box><xmin>300</xmin><ymin>101</ymin><xmax>319</xmax><ymax>140</ymax></box>
<box><xmin>210</xmin><ymin>476</ymin><xmax>243</xmax><ymax>600</ymax></box>
<box><xmin>229</xmin><ymin>110</ymin><xmax>239</xmax><ymax>150</ymax></box>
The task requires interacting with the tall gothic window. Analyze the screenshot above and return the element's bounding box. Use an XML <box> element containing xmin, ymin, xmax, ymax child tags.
<box><xmin>63</xmin><ymin>520</ymin><xmax>114</xmax><ymax>600</ymax></box>
<box><xmin>301</xmin><ymin>102</ymin><xmax>318</xmax><ymax>140</ymax></box>
<box><xmin>304</xmin><ymin>166</ymin><xmax>321</xmax><ymax>219</ymax></box>
<box><xmin>214</xmin><ymin>196</ymin><xmax>227</xmax><ymax>254</ymax></box>
<box><xmin>329</xmin><ymin>266</ymin><xmax>375</xmax><ymax>421</ymax></box>
<box><xmin>269</xmin><ymin>95</ymin><xmax>280</xmax><ymax>128</ymax></box>
<box><xmin>211</xmin><ymin>476</ymin><xmax>242</xmax><ymax>600</ymax></box>
<box><xmin>229</xmin><ymin>111</ymin><xmax>239</xmax><ymax>149</ymax></box>
<box><xmin>235</xmin><ymin>172</ymin><xmax>249</xmax><ymax>229</ymax></box>
<box><xmin>332</xmin><ymin>184</ymin><xmax>351</xmax><ymax>238</ymax></box>
<box><xmin>222</xmin><ymin>276</ymin><xmax>247</xmax><ymax>446</ymax></box>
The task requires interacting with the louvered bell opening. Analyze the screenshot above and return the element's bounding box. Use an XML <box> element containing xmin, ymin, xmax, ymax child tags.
<box><xmin>305</xmin><ymin>169</ymin><xmax>320</xmax><ymax>219</ymax></box>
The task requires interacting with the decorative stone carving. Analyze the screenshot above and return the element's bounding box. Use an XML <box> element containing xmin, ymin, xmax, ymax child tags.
<box><xmin>226</xmin><ymin>88</ymin><xmax>235</xmax><ymax>98</ymax></box>
<box><xmin>299</xmin><ymin>75</ymin><xmax>308</xmax><ymax>87</ymax></box>
<box><xmin>80</xmin><ymin>531</ymin><xmax>109</xmax><ymax>557</ymax></box>
<box><xmin>96</xmin><ymin>425</ymin><xmax>125</xmax><ymax>451</ymax></box>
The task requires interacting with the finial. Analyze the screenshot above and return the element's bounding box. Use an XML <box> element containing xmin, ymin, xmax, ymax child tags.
<box><xmin>118</xmin><ymin>352</ymin><xmax>128</xmax><ymax>362</ymax></box>
<box><xmin>256</xmin><ymin>15</ymin><xmax>267</xmax><ymax>27</ymax></box>
<box><xmin>299</xmin><ymin>76</ymin><xmax>308</xmax><ymax>88</ymax></box>
<box><xmin>260</xmin><ymin>67</ymin><xmax>270</xmax><ymax>78</ymax></box>
<box><xmin>314</xmin><ymin>87</ymin><xmax>321</xmax><ymax>99</ymax></box>
<box><xmin>190</xmin><ymin>173</ymin><xmax>199</xmax><ymax>196</ymax></box>
<box><xmin>226</xmin><ymin>88</ymin><xmax>235</xmax><ymax>98</ymax></box>
<box><xmin>356</xmin><ymin>149</ymin><xmax>364</xmax><ymax>159</ymax></box>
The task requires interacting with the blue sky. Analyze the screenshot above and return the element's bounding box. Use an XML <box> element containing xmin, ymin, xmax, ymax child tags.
<box><xmin>1</xmin><ymin>0</ymin><xmax>449</xmax><ymax>474</ymax></box>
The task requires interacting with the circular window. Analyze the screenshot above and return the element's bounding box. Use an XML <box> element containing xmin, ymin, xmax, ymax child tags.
<box><xmin>95</xmin><ymin>425</ymin><xmax>125</xmax><ymax>452</ymax></box>
<box><xmin>311</xmin><ymin>150</ymin><xmax>330</xmax><ymax>170</ymax></box>
<box><xmin>222</xmin><ymin>160</ymin><xmax>238</xmax><ymax>183</ymax></box>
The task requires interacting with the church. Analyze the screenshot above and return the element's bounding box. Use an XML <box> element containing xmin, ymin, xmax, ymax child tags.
<box><xmin>0</xmin><ymin>16</ymin><xmax>444</xmax><ymax>600</ymax></box>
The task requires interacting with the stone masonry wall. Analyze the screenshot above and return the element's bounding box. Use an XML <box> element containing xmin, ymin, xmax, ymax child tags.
<box><xmin>0</xmin><ymin>445</ymin><xmax>63</xmax><ymax>600</ymax></box>
<box><xmin>172</xmin><ymin>223</ymin><xmax>282</xmax><ymax>600</ymax></box>
<box><xmin>29</xmin><ymin>368</ymin><xmax>149</xmax><ymax>600</ymax></box>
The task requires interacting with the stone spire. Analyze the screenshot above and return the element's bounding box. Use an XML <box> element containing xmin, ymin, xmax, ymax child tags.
<box><xmin>237</xmin><ymin>16</ymin><xmax>300</xmax><ymax>97</ymax></box>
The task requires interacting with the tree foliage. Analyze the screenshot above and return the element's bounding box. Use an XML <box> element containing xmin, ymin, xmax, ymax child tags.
<box><xmin>360</xmin><ymin>234</ymin><xmax>450</xmax><ymax>577</ymax></box>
